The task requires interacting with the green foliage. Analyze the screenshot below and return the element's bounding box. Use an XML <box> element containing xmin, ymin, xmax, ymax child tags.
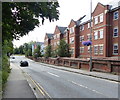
<box><xmin>2</xmin><ymin>40</ymin><xmax>13</xmax><ymax>55</ymax></box>
<box><xmin>44</xmin><ymin>45</ymin><xmax>52</xmax><ymax>57</ymax></box>
<box><xmin>2</xmin><ymin>2</ymin><xmax>59</xmax><ymax>41</ymax></box>
<box><xmin>2</xmin><ymin>53</ymin><xmax>11</xmax><ymax>88</ymax></box>
<box><xmin>2</xmin><ymin>40</ymin><xmax>12</xmax><ymax>89</ymax></box>
<box><xmin>51</xmin><ymin>49</ymin><xmax>57</xmax><ymax>58</ymax></box>
<box><xmin>0</xmin><ymin>71</ymin><xmax>2</xmax><ymax>92</ymax></box>
<box><xmin>19</xmin><ymin>45</ymin><xmax>24</xmax><ymax>54</ymax></box>
<box><xmin>25</xmin><ymin>48</ymin><xmax>32</xmax><ymax>57</ymax></box>
<box><xmin>33</xmin><ymin>45</ymin><xmax>42</xmax><ymax>58</ymax></box>
<box><xmin>13</xmin><ymin>47</ymin><xmax>20</xmax><ymax>54</ymax></box>
<box><xmin>56</xmin><ymin>39</ymin><xmax>71</xmax><ymax>57</ymax></box>
<box><xmin>2</xmin><ymin>2</ymin><xmax>59</xmax><ymax>90</ymax></box>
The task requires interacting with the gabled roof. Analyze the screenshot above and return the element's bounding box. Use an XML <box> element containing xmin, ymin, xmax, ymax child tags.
<box><xmin>57</xmin><ymin>26</ymin><xmax>67</xmax><ymax>34</ymax></box>
<box><xmin>75</xmin><ymin>15</ymin><xmax>86</xmax><ymax>26</ymax></box>
<box><xmin>46</xmin><ymin>33</ymin><xmax>54</xmax><ymax>39</ymax></box>
<box><xmin>92</xmin><ymin>2</ymin><xmax>105</xmax><ymax>14</ymax></box>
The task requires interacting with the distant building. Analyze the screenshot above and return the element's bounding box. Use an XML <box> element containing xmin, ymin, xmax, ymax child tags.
<box><xmin>32</xmin><ymin>42</ymin><xmax>44</xmax><ymax>55</ymax></box>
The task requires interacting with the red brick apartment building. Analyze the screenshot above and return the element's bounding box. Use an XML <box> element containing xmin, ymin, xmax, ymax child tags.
<box><xmin>44</xmin><ymin>2</ymin><xmax>120</xmax><ymax>59</ymax></box>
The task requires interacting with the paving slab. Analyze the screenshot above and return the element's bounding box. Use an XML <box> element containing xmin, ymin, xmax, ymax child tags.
<box><xmin>3</xmin><ymin>63</ymin><xmax>36</xmax><ymax>99</ymax></box>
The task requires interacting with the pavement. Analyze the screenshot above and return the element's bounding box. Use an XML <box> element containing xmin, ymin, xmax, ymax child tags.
<box><xmin>39</xmin><ymin>62</ymin><xmax>119</xmax><ymax>83</ymax></box>
<box><xmin>2</xmin><ymin>63</ymin><xmax>36</xmax><ymax>99</ymax></box>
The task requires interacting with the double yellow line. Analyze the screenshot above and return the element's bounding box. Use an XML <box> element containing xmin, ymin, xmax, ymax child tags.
<box><xmin>26</xmin><ymin>73</ymin><xmax>53</xmax><ymax>100</ymax></box>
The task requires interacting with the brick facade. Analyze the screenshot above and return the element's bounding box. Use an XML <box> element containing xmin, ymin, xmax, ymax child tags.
<box><xmin>44</xmin><ymin>2</ymin><xmax>120</xmax><ymax>59</ymax></box>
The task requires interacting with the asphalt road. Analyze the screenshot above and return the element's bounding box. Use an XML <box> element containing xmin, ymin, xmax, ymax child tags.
<box><xmin>11</xmin><ymin>55</ymin><xmax>119</xmax><ymax>98</ymax></box>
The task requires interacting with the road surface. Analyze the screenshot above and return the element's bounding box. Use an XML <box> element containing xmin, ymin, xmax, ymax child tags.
<box><xmin>11</xmin><ymin>55</ymin><xmax>119</xmax><ymax>98</ymax></box>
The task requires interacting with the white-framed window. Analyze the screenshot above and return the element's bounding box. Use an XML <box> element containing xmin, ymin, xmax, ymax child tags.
<box><xmin>113</xmin><ymin>11</ymin><xmax>119</xmax><ymax>20</ymax></box>
<box><xmin>88</xmin><ymin>46</ymin><xmax>90</xmax><ymax>53</ymax></box>
<box><xmin>57</xmin><ymin>41</ymin><xmax>59</xmax><ymax>45</ymax></box>
<box><xmin>94</xmin><ymin>45</ymin><xmax>98</xmax><ymax>55</ymax></box>
<box><xmin>65</xmin><ymin>39</ymin><xmax>67</xmax><ymax>43</ymax></box>
<box><xmin>99</xmin><ymin>13</ymin><xmax>103</xmax><ymax>23</ymax></box>
<box><xmin>80</xmin><ymin>47</ymin><xmax>84</xmax><ymax>53</ymax></box>
<box><xmin>80</xmin><ymin>25</ymin><xmax>84</xmax><ymax>31</ymax></box>
<box><xmin>99</xmin><ymin>29</ymin><xmax>104</xmax><ymax>39</ymax></box>
<box><xmin>94</xmin><ymin>16</ymin><xmax>98</xmax><ymax>25</ymax></box>
<box><xmin>80</xmin><ymin>36</ymin><xmax>84</xmax><ymax>42</ymax></box>
<box><xmin>94</xmin><ymin>31</ymin><xmax>98</xmax><ymax>40</ymax></box>
<box><xmin>87</xmin><ymin>34</ymin><xmax>92</xmax><ymax>40</ymax></box>
<box><xmin>70</xmin><ymin>27</ymin><xmax>74</xmax><ymax>34</ymax></box>
<box><xmin>113</xmin><ymin>27</ymin><xmax>118</xmax><ymax>37</ymax></box>
<box><xmin>70</xmin><ymin>37</ymin><xmax>74</xmax><ymax>44</ymax></box>
<box><xmin>54</xmin><ymin>35</ymin><xmax>56</xmax><ymax>39</ymax></box>
<box><xmin>113</xmin><ymin>44</ymin><xmax>118</xmax><ymax>55</ymax></box>
<box><xmin>56</xmin><ymin>34</ymin><xmax>59</xmax><ymax>38</ymax></box>
<box><xmin>70</xmin><ymin>48</ymin><xmax>74</xmax><ymax>54</ymax></box>
<box><xmin>99</xmin><ymin>44</ymin><xmax>104</xmax><ymax>54</ymax></box>
<box><xmin>88</xmin><ymin>23</ymin><xmax>90</xmax><ymax>29</ymax></box>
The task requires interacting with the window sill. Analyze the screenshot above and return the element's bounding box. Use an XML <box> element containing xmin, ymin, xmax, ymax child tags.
<box><xmin>113</xmin><ymin>36</ymin><xmax>118</xmax><ymax>38</ymax></box>
<box><xmin>113</xmin><ymin>53</ymin><xmax>118</xmax><ymax>55</ymax></box>
<box><xmin>113</xmin><ymin>19</ymin><xmax>118</xmax><ymax>21</ymax></box>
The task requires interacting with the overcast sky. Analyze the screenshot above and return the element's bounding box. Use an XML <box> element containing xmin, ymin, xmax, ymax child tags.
<box><xmin>13</xmin><ymin>0</ymin><xmax>119</xmax><ymax>47</ymax></box>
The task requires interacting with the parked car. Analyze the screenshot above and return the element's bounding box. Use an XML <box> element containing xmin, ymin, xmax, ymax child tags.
<box><xmin>20</xmin><ymin>61</ymin><xmax>29</xmax><ymax>67</ymax></box>
<box><xmin>11</xmin><ymin>56</ymin><xmax>15</xmax><ymax>59</ymax></box>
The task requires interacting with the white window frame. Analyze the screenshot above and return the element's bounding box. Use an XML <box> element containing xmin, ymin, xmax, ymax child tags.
<box><xmin>80</xmin><ymin>47</ymin><xmax>84</xmax><ymax>53</ymax></box>
<box><xmin>70</xmin><ymin>48</ymin><xmax>74</xmax><ymax>54</ymax></box>
<box><xmin>113</xmin><ymin>27</ymin><xmax>118</xmax><ymax>37</ymax></box>
<box><xmin>99</xmin><ymin>29</ymin><xmax>104</xmax><ymax>39</ymax></box>
<box><xmin>113</xmin><ymin>43</ymin><xmax>118</xmax><ymax>55</ymax></box>
<box><xmin>80</xmin><ymin>25</ymin><xmax>84</xmax><ymax>31</ymax></box>
<box><xmin>70</xmin><ymin>27</ymin><xmax>74</xmax><ymax>34</ymax></box>
<box><xmin>94</xmin><ymin>16</ymin><xmax>98</xmax><ymax>25</ymax></box>
<box><xmin>94</xmin><ymin>31</ymin><xmax>98</xmax><ymax>40</ymax></box>
<box><xmin>88</xmin><ymin>46</ymin><xmax>90</xmax><ymax>53</ymax></box>
<box><xmin>87</xmin><ymin>34</ymin><xmax>92</xmax><ymax>40</ymax></box>
<box><xmin>80</xmin><ymin>36</ymin><xmax>84</xmax><ymax>42</ymax></box>
<box><xmin>70</xmin><ymin>37</ymin><xmax>74</xmax><ymax>44</ymax></box>
<box><xmin>94</xmin><ymin>45</ymin><xmax>98</xmax><ymax>55</ymax></box>
<box><xmin>99</xmin><ymin>44</ymin><xmax>104</xmax><ymax>55</ymax></box>
<box><xmin>88</xmin><ymin>23</ymin><xmax>90</xmax><ymax>29</ymax></box>
<box><xmin>113</xmin><ymin>11</ymin><xmax>119</xmax><ymax>20</ymax></box>
<box><xmin>57</xmin><ymin>41</ymin><xmax>59</xmax><ymax>45</ymax></box>
<box><xmin>99</xmin><ymin>13</ymin><xmax>103</xmax><ymax>23</ymax></box>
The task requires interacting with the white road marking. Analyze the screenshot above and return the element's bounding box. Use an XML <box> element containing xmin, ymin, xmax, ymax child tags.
<box><xmin>47</xmin><ymin>72</ymin><xmax>60</xmax><ymax>78</ymax></box>
<box><xmin>70</xmin><ymin>80</ymin><xmax>108</xmax><ymax>97</ymax></box>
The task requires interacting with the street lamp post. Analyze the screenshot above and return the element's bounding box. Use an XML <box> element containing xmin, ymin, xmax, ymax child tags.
<box><xmin>89</xmin><ymin>0</ymin><xmax>92</xmax><ymax>71</ymax></box>
<box><xmin>82</xmin><ymin>0</ymin><xmax>92</xmax><ymax>72</ymax></box>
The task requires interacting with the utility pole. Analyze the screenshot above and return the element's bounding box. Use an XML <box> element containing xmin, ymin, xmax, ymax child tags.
<box><xmin>89</xmin><ymin>0</ymin><xmax>92</xmax><ymax>71</ymax></box>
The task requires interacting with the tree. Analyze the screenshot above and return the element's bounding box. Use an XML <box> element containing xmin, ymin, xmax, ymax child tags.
<box><xmin>2</xmin><ymin>2</ymin><xmax>59</xmax><ymax>88</ymax></box>
<box><xmin>44</xmin><ymin>45</ymin><xmax>52</xmax><ymax>57</ymax></box>
<box><xmin>33</xmin><ymin>45</ymin><xmax>42</xmax><ymax>58</ymax></box>
<box><xmin>19</xmin><ymin>45</ymin><xmax>24</xmax><ymax>54</ymax></box>
<box><xmin>2</xmin><ymin>2</ymin><xmax>59</xmax><ymax>41</ymax></box>
<box><xmin>13</xmin><ymin>47</ymin><xmax>19</xmax><ymax>54</ymax></box>
<box><xmin>56</xmin><ymin>39</ymin><xmax>71</xmax><ymax>57</ymax></box>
